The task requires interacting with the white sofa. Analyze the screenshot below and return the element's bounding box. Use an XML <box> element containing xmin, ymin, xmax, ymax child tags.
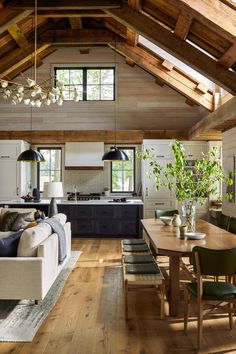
<box><xmin>0</xmin><ymin>208</ymin><xmax>71</xmax><ymax>302</ymax></box>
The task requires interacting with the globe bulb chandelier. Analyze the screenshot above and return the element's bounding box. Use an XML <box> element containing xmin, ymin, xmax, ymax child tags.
<box><xmin>0</xmin><ymin>0</ymin><xmax>80</xmax><ymax>107</ymax></box>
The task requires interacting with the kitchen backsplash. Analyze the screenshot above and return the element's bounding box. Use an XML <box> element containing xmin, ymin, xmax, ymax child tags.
<box><xmin>64</xmin><ymin>169</ymin><xmax>107</xmax><ymax>194</ymax></box>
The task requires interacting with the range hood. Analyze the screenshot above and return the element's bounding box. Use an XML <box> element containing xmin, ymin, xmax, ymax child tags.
<box><xmin>65</xmin><ymin>142</ymin><xmax>104</xmax><ymax>170</ymax></box>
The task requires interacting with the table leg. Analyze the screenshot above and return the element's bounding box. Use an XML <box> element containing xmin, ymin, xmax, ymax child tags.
<box><xmin>169</xmin><ymin>256</ymin><xmax>180</xmax><ymax>317</ymax></box>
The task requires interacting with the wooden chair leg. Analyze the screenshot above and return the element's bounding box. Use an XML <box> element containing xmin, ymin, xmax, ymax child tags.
<box><xmin>124</xmin><ymin>280</ymin><xmax>128</xmax><ymax>320</ymax></box>
<box><xmin>229</xmin><ymin>302</ymin><xmax>234</xmax><ymax>330</ymax></box>
<box><xmin>159</xmin><ymin>282</ymin><xmax>165</xmax><ymax>320</ymax></box>
<box><xmin>197</xmin><ymin>297</ymin><xmax>203</xmax><ymax>350</ymax></box>
<box><xmin>184</xmin><ymin>286</ymin><xmax>190</xmax><ymax>332</ymax></box>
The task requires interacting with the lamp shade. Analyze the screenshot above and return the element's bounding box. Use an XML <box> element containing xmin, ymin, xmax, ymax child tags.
<box><xmin>46</xmin><ymin>182</ymin><xmax>64</xmax><ymax>198</ymax></box>
<box><xmin>102</xmin><ymin>147</ymin><xmax>129</xmax><ymax>161</ymax></box>
<box><xmin>17</xmin><ymin>148</ymin><xmax>45</xmax><ymax>162</ymax></box>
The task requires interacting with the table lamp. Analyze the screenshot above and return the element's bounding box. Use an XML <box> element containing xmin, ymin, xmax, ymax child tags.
<box><xmin>46</xmin><ymin>181</ymin><xmax>64</xmax><ymax>217</ymax></box>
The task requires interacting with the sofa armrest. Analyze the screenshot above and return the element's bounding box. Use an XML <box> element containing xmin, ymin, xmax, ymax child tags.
<box><xmin>0</xmin><ymin>257</ymin><xmax>44</xmax><ymax>300</ymax></box>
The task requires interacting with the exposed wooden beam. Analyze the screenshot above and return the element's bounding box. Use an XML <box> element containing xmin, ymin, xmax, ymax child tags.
<box><xmin>37</xmin><ymin>10</ymin><xmax>110</xmax><ymax>18</ymax></box>
<box><xmin>126</xmin><ymin>0</ymin><xmax>140</xmax><ymax>46</ymax></box>
<box><xmin>174</xmin><ymin>11</ymin><xmax>193</xmax><ymax>40</ymax></box>
<box><xmin>0</xmin><ymin>130</ymin><xmax>188</xmax><ymax>144</ymax></box>
<box><xmin>108</xmin><ymin>41</ymin><xmax>214</xmax><ymax>111</ymax></box>
<box><xmin>218</xmin><ymin>42</ymin><xmax>236</xmax><ymax>69</ymax></box>
<box><xmin>155</xmin><ymin>77</ymin><xmax>165</xmax><ymax>87</ymax></box>
<box><xmin>106</xmin><ymin>3</ymin><xmax>236</xmax><ymax>94</ymax></box>
<box><xmin>188</xmin><ymin>95</ymin><xmax>236</xmax><ymax>139</ymax></box>
<box><xmin>0</xmin><ymin>44</ymin><xmax>50</xmax><ymax>79</ymax></box>
<box><xmin>8</xmin><ymin>23</ymin><xmax>42</xmax><ymax>66</ymax></box>
<box><xmin>9</xmin><ymin>0</ymin><xmax>121</xmax><ymax>10</ymax></box>
<box><xmin>125</xmin><ymin>58</ymin><xmax>135</xmax><ymax>67</ymax></box>
<box><xmin>167</xmin><ymin>0</ymin><xmax>236</xmax><ymax>43</ymax></box>
<box><xmin>0</xmin><ymin>9</ymin><xmax>33</xmax><ymax>35</ymax></box>
<box><xmin>161</xmin><ymin>59</ymin><xmax>174</xmax><ymax>71</ymax></box>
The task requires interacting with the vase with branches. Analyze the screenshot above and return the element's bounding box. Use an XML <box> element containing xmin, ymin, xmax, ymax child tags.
<box><xmin>138</xmin><ymin>140</ymin><xmax>233</xmax><ymax>231</ymax></box>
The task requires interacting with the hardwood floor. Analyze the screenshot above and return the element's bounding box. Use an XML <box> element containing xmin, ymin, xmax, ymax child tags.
<box><xmin>1</xmin><ymin>239</ymin><xmax>236</xmax><ymax>354</ymax></box>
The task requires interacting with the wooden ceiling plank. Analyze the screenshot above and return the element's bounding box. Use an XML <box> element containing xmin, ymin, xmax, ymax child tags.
<box><xmin>109</xmin><ymin>42</ymin><xmax>214</xmax><ymax>111</ymax></box>
<box><xmin>166</xmin><ymin>0</ymin><xmax>236</xmax><ymax>43</ymax></box>
<box><xmin>0</xmin><ymin>44</ymin><xmax>50</xmax><ymax>79</ymax></box>
<box><xmin>188</xmin><ymin>95</ymin><xmax>236</xmax><ymax>139</ymax></box>
<box><xmin>9</xmin><ymin>0</ymin><xmax>121</xmax><ymax>10</ymax></box>
<box><xmin>174</xmin><ymin>11</ymin><xmax>193</xmax><ymax>40</ymax></box>
<box><xmin>185</xmin><ymin>98</ymin><xmax>196</xmax><ymax>107</ymax></box>
<box><xmin>125</xmin><ymin>57</ymin><xmax>135</xmax><ymax>66</ymax></box>
<box><xmin>0</xmin><ymin>9</ymin><xmax>33</xmax><ymax>35</ymax></box>
<box><xmin>106</xmin><ymin>3</ymin><xmax>236</xmax><ymax>94</ymax></box>
<box><xmin>37</xmin><ymin>10</ymin><xmax>110</xmax><ymax>18</ymax></box>
<box><xmin>218</xmin><ymin>42</ymin><xmax>236</xmax><ymax>69</ymax></box>
<box><xmin>38</xmin><ymin>29</ymin><xmax>116</xmax><ymax>44</ymax></box>
<box><xmin>161</xmin><ymin>59</ymin><xmax>174</xmax><ymax>71</ymax></box>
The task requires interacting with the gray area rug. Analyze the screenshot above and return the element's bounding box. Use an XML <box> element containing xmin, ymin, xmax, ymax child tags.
<box><xmin>0</xmin><ymin>251</ymin><xmax>81</xmax><ymax>342</ymax></box>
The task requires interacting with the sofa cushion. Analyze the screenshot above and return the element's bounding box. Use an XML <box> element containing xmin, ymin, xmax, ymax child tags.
<box><xmin>0</xmin><ymin>211</ymin><xmax>18</xmax><ymax>232</ymax></box>
<box><xmin>0</xmin><ymin>208</ymin><xmax>36</xmax><ymax>221</ymax></box>
<box><xmin>17</xmin><ymin>222</ymin><xmax>52</xmax><ymax>257</ymax></box>
<box><xmin>11</xmin><ymin>212</ymin><xmax>33</xmax><ymax>231</ymax></box>
<box><xmin>0</xmin><ymin>231</ymin><xmax>15</xmax><ymax>239</ymax></box>
<box><xmin>52</xmin><ymin>213</ymin><xmax>67</xmax><ymax>226</ymax></box>
<box><xmin>0</xmin><ymin>230</ymin><xmax>23</xmax><ymax>257</ymax></box>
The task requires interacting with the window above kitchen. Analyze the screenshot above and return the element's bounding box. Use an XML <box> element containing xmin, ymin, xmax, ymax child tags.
<box><xmin>111</xmin><ymin>148</ymin><xmax>135</xmax><ymax>193</ymax></box>
<box><xmin>54</xmin><ymin>67</ymin><xmax>115</xmax><ymax>101</ymax></box>
<box><xmin>37</xmin><ymin>147</ymin><xmax>62</xmax><ymax>192</ymax></box>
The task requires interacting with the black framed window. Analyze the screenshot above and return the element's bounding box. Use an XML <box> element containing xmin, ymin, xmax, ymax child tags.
<box><xmin>54</xmin><ymin>67</ymin><xmax>115</xmax><ymax>101</ymax></box>
<box><xmin>37</xmin><ymin>148</ymin><xmax>62</xmax><ymax>192</ymax></box>
<box><xmin>111</xmin><ymin>148</ymin><xmax>135</xmax><ymax>193</ymax></box>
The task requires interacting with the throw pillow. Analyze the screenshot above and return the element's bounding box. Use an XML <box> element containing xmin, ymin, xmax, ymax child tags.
<box><xmin>11</xmin><ymin>212</ymin><xmax>33</xmax><ymax>231</ymax></box>
<box><xmin>0</xmin><ymin>230</ymin><xmax>23</xmax><ymax>257</ymax></box>
<box><xmin>0</xmin><ymin>211</ymin><xmax>18</xmax><ymax>232</ymax></box>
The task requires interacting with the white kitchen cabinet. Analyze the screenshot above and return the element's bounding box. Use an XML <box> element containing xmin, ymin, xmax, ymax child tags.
<box><xmin>142</xmin><ymin>140</ymin><xmax>176</xmax><ymax>218</ymax></box>
<box><xmin>0</xmin><ymin>140</ymin><xmax>30</xmax><ymax>201</ymax></box>
<box><xmin>183</xmin><ymin>141</ymin><xmax>207</xmax><ymax>159</ymax></box>
<box><xmin>65</xmin><ymin>142</ymin><xmax>104</xmax><ymax>168</ymax></box>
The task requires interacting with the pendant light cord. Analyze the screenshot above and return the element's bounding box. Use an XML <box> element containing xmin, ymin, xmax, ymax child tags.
<box><xmin>34</xmin><ymin>0</ymin><xmax>37</xmax><ymax>84</ymax></box>
<box><xmin>114</xmin><ymin>20</ymin><xmax>117</xmax><ymax>147</ymax></box>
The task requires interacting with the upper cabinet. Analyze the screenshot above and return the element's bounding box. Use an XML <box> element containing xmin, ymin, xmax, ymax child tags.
<box><xmin>182</xmin><ymin>141</ymin><xmax>207</xmax><ymax>159</ymax></box>
<box><xmin>65</xmin><ymin>142</ymin><xmax>104</xmax><ymax>169</ymax></box>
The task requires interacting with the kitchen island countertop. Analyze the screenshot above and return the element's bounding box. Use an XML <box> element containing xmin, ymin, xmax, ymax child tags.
<box><xmin>0</xmin><ymin>199</ymin><xmax>143</xmax><ymax>206</ymax></box>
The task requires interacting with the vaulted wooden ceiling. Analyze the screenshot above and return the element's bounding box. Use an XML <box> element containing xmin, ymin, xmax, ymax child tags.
<box><xmin>0</xmin><ymin>0</ymin><xmax>235</xmax><ymax>140</ymax></box>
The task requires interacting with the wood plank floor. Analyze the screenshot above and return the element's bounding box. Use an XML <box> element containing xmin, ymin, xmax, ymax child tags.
<box><xmin>1</xmin><ymin>239</ymin><xmax>236</xmax><ymax>354</ymax></box>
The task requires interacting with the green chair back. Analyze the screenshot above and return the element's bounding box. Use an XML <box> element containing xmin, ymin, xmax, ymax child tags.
<box><xmin>228</xmin><ymin>217</ymin><xmax>236</xmax><ymax>234</ymax></box>
<box><xmin>218</xmin><ymin>213</ymin><xmax>230</xmax><ymax>231</ymax></box>
<box><xmin>192</xmin><ymin>246</ymin><xmax>236</xmax><ymax>276</ymax></box>
<box><xmin>155</xmin><ymin>209</ymin><xmax>179</xmax><ymax>219</ymax></box>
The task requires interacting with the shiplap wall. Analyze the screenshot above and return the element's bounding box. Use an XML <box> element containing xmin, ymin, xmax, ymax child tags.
<box><xmin>222</xmin><ymin>127</ymin><xmax>236</xmax><ymax>217</ymax></box>
<box><xmin>0</xmin><ymin>47</ymin><xmax>207</xmax><ymax>131</ymax></box>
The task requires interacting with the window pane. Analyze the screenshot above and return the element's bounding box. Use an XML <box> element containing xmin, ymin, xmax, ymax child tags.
<box><xmin>112</xmin><ymin>170</ymin><xmax>123</xmax><ymax>191</ymax></box>
<box><xmin>51</xmin><ymin>150</ymin><xmax>61</xmax><ymax>170</ymax></box>
<box><xmin>56</xmin><ymin>69</ymin><xmax>69</xmax><ymax>85</ymax></box>
<box><xmin>101</xmin><ymin>85</ymin><xmax>114</xmax><ymax>100</ymax></box>
<box><xmin>87</xmin><ymin>85</ymin><xmax>100</xmax><ymax>100</ymax></box>
<box><xmin>40</xmin><ymin>172</ymin><xmax>50</xmax><ymax>192</ymax></box>
<box><xmin>123</xmin><ymin>170</ymin><xmax>134</xmax><ymax>191</ymax></box>
<box><xmin>112</xmin><ymin>161</ymin><xmax>122</xmax><ymax>171</ymax></box>
<box><xmin>38</xmin><ymin>148</ymin><xmax>62</xmax><ymax>191</ymax></box>
<box><xmin>101</xmin><ymin>69</ymin><xmax>114</xmax><ymax>84</ymax></box>
<box><xmin>70</xmin><ymin>70</ymin><xmax>83</xmax><ymax>84</ymax></box>
<box><xmin>51</xmin><ymin>171</ymin><xmax>61</xmax><ymax>182</ymax></box>
<box><xmin>87</xmin><ymin>69</ymin><xmax>100</xmax><ymax>84</ymax></box>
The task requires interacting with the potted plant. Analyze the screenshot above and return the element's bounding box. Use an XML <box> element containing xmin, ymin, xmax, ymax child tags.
<box><xmin>139</xmin><ymin>140</ymin><xmax>233</xmax><ymax>231</ymax></box>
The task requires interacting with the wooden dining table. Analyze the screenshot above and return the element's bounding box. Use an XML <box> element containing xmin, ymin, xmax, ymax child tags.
<box><xmin>141</xmin><ymin>218</ymin><xmax>236</xmax><ymax>316</ymax></box>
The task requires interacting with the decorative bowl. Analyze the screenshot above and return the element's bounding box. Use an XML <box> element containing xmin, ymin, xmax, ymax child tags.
<box><xmin>186</xmin><ymin>232</ymin><xmax>206</xmax><ymax>240</ymax></box>
<box><xmin>160</xmin><ymin>216</ymin><xmax>173</xmax><ymax>226</ymax></box>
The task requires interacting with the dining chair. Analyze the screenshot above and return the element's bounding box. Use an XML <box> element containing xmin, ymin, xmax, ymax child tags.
<box><xmin>218</xmin><ymin>213</ymin><xmax>230</xmax><ymax>231</ymax></box>
<box><xmin>184</xmin><ymin>246</ymin><xmax>236</xmax><ymax>350</ymax></box>
<box><xmin>228</xmin><ymin>217</ymin><xmax>236</xmax><ymax>234</ymax></box>
<box><xmin>155</xmin><ymin>209</ymin><xmax>179</xmax><ymax>219</ymax></box>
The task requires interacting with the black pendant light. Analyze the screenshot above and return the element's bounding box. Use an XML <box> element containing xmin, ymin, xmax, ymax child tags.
<box><xmin>17</xmin><ymin>0</ymin><xmax>45</xmax><ymax>163</ymax></box>
<box><xmin>102</xmin><ymin>21</ymin><xmax>129</xmax><ymax>162</ymax></box>
<box><xmin>102</xmin><ymin>146</ymin><xmax>129</xmax><ymax>161</ymax></box>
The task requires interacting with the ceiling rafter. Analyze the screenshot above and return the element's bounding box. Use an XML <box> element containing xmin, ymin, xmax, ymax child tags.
<box><xmin>106</xmin><ymin>3</ymin><xmax>236</xmax><ymax>94</ymax></box>
<box><xmin>174</xmin><ymin>10</ymin><xmax>193</xmax><ymax>40</ymax></box>
<box><xmin>126</xmin><ymin>0</ymin><xmax>141</xmax><ymax>46</ymax></box>
<box><xmin>9</xmin><ymin>0</ymin><xmax>122</xmax><ymax>10</ymax></box>
<box><xmin>188</xmin><ymin>95</ymin><xmax>236</xmax><ymax>139</ymax></box>
<box><xmin>0</xmin><ymin>9</ymin><xmax>33</xmax><ymax>35</ymax></box>
<box><xmin>108</xmin><ymin>41</ymin><xmax>214</xmax><ymax>111</ymax></box>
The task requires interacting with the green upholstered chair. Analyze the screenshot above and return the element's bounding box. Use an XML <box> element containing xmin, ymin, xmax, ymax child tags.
<box><xmin>184</xmin><ymin>246</ymin><xmax>236</xmax><ymax>350</ymax></box>
<box><xmin>218</xmin><ymin>213</ymin><xmax>230</xmax><ymax>231</ymax></box>
<box><xmin>155</xmin><ymin>209</ymin><xmax>179</xmax><ymax>219</ymax></box>
<box><xmin>228</xmin><ymin>217</ymin><xmax>236</xmax><ymax>234</ymax></box>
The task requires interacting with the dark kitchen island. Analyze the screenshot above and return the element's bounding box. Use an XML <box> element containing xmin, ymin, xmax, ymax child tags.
<box><xmin>0</xmin><ymin>199</ymin><xmax>143</xmax><ymax>238</ymax></box>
